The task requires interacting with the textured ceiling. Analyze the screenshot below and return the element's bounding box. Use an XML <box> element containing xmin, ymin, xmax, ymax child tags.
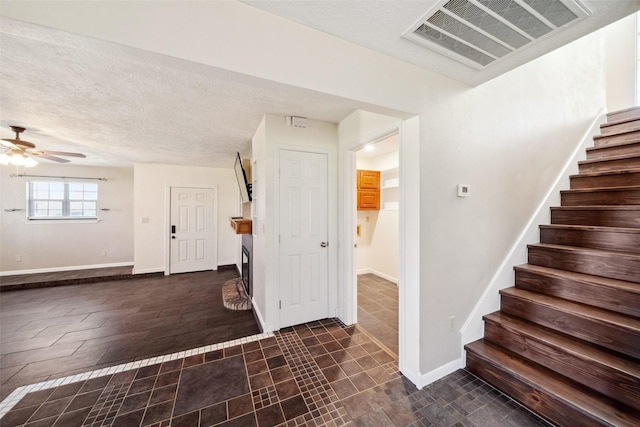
<box><xmin>0</xmin><ymin>17</ymin><xmax>381</xmax><ymax>168</ymax></box>
<box><xmin>1</xmin><ymin>1</ymin><xmax>638</xmax><ymax>168</ymax></box>
<box><xmin>242</xmin><ymin>0</ymin><xmax>640</xmax><ymax>85</ymax></box>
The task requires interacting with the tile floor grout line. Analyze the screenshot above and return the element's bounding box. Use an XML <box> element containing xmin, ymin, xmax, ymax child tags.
<box><xmin>0</xmin><ymin>331</ymin><xmax>274</xmax><ymax>421</ymax></box>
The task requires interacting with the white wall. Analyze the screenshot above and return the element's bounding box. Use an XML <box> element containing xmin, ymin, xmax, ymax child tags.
<box><xmin>252</xmin><ymin>114</ymin><xmax>338</xmax><ymax>332</ymax></box>
<box><xmin>604</xmin><ymin>13</ymin><xmax>638</xmax><ymax>110</ymax></box>
<box><xmin>0</xmin><ymin>164</ymin><xmax>133</xmax><ymax>272</ymax></box>
<box><xmin>418</xmin><ymin>31</ymin><xmax>607</xmax><ymax>374</ymax></box>
<box><xmin>133</xmin><ymin>163</ymin><xmax>239</xmax><ymax>274</ymax></box>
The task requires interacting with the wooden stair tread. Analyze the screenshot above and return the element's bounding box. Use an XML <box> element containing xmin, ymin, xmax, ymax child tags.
<box><xmin>579</xmin><ymin>154</ymin><xmax>640</xmax><ymax>165</ymax></box>
<box><xmin>514</xmin><ymin>264</ymin><xmax>640</xmax><ymax>294</ymax></box>
<box><xmin>602</xmin><ymin>115</ymin><xmax>640</xmax><ymax>128</ymax></box>
<box><xmin>599</xmin><ymin>120</ymin><xmax>640</xmax><ymax>136</ymax></box>
<box><xmin>528</xmin><ymin>242</ymin><xmax>640</xmax><ymax>258</ymax></box>
<box><xmin>465</xmin><ymin>340</ymin><xmax>640</xmax><ymax>426</ymax></box>
<box><xmin>606</xmin><ymin>106</ymin><xmax>640</xmax><ymax>121</ymax></box>
<box><xmin>560</xmin><ymin>185</ymin><xmax>640</xmax><ymax>194</ymax></box>
<box><xmin>586</xmin><ymin>140</ymin><xmax>640</xmax><ymax>152</ymax></box>
<box><xmin>569</xmin><ymin>168</ymin><xmax>640</xmax><ymax>179</ymax></box>
<box><xmin>539</xmin><ymin>223</ymin><xmax>640</xmax><ymax>235</ymax></box>
<box><xmin>500</xmin><ymin>287</ymin><xmax>640</xmax><ymax>332</ymax></box>
<box><xmin>484</xmin><ymin>311</ymin><xmax>640</xmax><ymax>378</ymax></box>
<box><xmin>550</xmin><ymin>205</ymin><xmax>640</xmax><ymax>211</ymax></box>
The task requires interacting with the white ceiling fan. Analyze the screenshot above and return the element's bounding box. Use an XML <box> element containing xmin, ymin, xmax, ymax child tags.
<box><xmin>0</xmin><ymin>126</ymin><xmax>86</xmax><ymax>166</ymax></box>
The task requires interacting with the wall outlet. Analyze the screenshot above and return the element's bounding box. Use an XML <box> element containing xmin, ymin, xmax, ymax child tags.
<box><xmin>15</xmin><ymin>255</ymin><xmax>22</xmax><ymax>262</ymax></box>
<box><xmin>141</xmin><ymin>217</ymin><xmax>150</xmax><ymax>223</ymax></box>
<box><xmin>448</xmin><ymin>316</ymin><xmax>456</xmax><ymax>332</ymax></box>
<box><xmin>100</xmin><ymin>250</ymin><xmax>107</xmax><ymax>257</ymax></box>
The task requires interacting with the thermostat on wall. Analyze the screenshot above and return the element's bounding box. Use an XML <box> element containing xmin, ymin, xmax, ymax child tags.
<box><xmin>457</xmin><ymin>184</ymin><xmax>471</xmax><ymax>197</ymax></box>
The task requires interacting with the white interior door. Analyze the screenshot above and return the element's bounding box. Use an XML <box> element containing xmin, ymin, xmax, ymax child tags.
<box><xmin>279</xmin><ymin>149</ymin><xmax>329</xmax><ymax>328</ymax></box>
<box><xmin>170</xmin><ymin>187</ymin><xmax>215</xmax><ymax>274</ymax></box>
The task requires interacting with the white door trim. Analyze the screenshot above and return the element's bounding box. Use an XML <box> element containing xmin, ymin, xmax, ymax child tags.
<box><xmin>164</xmin><ymin>184</ymin><xmax>219</xmax><ymax>275</ymax></box>
<box><xmin>338</xmin><ymin>116</ymin><xmax>421</xmax><ymax>387</ymax></box>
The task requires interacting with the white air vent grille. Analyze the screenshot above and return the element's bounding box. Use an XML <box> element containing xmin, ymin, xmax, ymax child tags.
<box><xmin>403</xmin><ymin>0</ymin><xmax>589</xmax><ymax>69</ymax></box>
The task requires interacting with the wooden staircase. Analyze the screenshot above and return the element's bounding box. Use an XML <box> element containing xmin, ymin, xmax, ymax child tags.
<box><xmin>465</xmin><ymin>106</ymin><xmax>640</xmax><ymax>426</ymax></box>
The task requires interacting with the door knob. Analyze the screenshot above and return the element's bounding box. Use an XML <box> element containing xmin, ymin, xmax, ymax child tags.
<box><xmin>320</xmin><ymin>242</ymin><xmax>328</xmax><ymax>248</ymax></box>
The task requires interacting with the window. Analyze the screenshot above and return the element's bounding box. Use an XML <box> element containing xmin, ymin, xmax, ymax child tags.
<box><xmin>28</xmin><ymin>181</ymin><xmax>98</xmax><ymax>219</ymax></box>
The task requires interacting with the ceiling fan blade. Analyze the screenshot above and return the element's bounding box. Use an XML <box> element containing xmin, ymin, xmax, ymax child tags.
<box><xmin>35</xmin><ymin>153</ymin><xmax>71</xmax><ymax>163</ymax></box>
<box><xmin>1</xmin><ymin>138</ymin><xmax>20</xmax><ymax>149</ymax></box>
<box><xmin>36</xmin><ymin>150</ymin><xmax>86</xmax><ymax>158</ymax></box>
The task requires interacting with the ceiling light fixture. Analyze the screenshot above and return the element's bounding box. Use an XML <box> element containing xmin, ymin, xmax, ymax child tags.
<box><xmin>0</xmin><ymin>150</ymin><xmax>38</xmax><ymax>167</ymax></box>
<box><xmin>364</xmin><ymin>144</ymin><xmax>375</xmax><ymax>151</ymax></box>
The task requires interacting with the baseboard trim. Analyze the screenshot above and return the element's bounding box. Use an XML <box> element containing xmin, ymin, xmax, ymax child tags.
<box><xmin>1</xmin><ymin>262</ymin><xmax>134</xmax><ymax>277</ymax></box>
<box><xmin>357</xmin><ymin>269</ymin><xmax>398</xmax><ymax>284</ymax></box>
<box><xmin>418</xmin><ymin>358</ymin><xmax>465</xmax><ymax>388</ymax></box>
<box><xmin>132</xmin><ymin>267</ymin><xmax>164</xmax><ymax>275</ymax></box>
<box><xmin>252</xmin><ymin>298</ymin><xmax>268</xmax><ymax>332</ymax></box>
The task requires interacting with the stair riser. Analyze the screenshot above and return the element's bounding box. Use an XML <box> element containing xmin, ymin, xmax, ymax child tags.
<box><xmin>500</xmin><ymin>294</ymin><xmax>640</xmax><ymax>358</ymax></box>
<box><xmin>607</xmin><ymin>108</ymin><xmax>640</xmax><ymax>123</ymax></box>
<box><xmin>570</xmin><ymin>172</ymin><xmax>640</xmax><ymax>189</ymax></box>
<box><xmin>586</xmin><ymin>143</ymin><xmax>640</xmax><ymax>160</ymax></box>
<box><xmin>579</xmin><ymin>157</ymin><xmax>640</xmax><ymax>173</ymax></box>
<box><xmin>539</xmin><ymin>227</ymin><xmax>640</xmax><ymax>254</ymax></box>
<box><xmin>594</xmin><ymin>130</ymin><xmax>640</xmax><ymax>148</ymax></box>
<box><xmin>561</xmin><ymin>189</ymin><xmax>640</xmax><ymax>206</ymax></box>
<box><xmin>527</xmin><ymin>246</ymin><xmax>640</xmax><ymax>283</ymax></box>
<box><xmin>551</xmin><ymin>208</ymin><xmax>640</xmax><ymax>228</ymax></box>
<box><xmin>515</xmin><ymin>268</ymin><xmax>640</xmax><ymax>317</ymax></box>
<box><xmin>600</xmin><ymin>120</ymin><xmax>640</xmax><ymax>136</ymax></box>
<box><xmin>466</xmin><ymin>353</ymin><xmax>609</xmax><ymax>427</ymax></box>
<box><xmin>483</xmin><ymin>321</ymin><xmax>640</xmax><ymax>410</ymax></box>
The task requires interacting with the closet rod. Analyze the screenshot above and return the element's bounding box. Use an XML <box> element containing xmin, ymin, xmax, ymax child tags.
<box><xmin>9</xmin><ymin>173</ymin><xmax>107</xmax><ymax>181</ymax></box>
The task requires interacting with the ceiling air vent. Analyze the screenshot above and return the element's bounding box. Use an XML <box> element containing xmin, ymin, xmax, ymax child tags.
<box><xmin>403</xmin><ymin>0</ymin><xmax>590</xmax><ymax>69</ymax></box>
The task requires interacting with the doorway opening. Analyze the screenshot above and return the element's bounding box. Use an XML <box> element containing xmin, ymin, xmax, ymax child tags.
<box><xmin>354</xmin><ymin>132</ymin><xmax>400</xmax><ymax>356</ymax></box>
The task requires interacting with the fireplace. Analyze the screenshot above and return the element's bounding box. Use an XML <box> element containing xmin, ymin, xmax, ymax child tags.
<box><xmin>241</xmin><ymin>234</ymin><xmax>252</xmax><ymax>296</ymax></box>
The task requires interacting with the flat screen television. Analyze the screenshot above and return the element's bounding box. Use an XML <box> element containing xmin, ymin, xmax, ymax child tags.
<box><xmin>234</xmin><ymin>152</ymin><xmax>252</xmax><ymax>203</ymax></box>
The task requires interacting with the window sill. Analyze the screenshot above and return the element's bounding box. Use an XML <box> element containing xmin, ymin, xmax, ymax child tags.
<box><xmin>24</xmin><ymin>218</ymin><xmax>101</xmax><ymax>224</ymax></box>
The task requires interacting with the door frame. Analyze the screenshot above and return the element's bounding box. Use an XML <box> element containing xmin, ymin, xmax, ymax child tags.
<box><xmin>274</xmin><ymin>145</ymin><xmax>337</xmax><ymax>329</ymax></box>
<box><xmin>164</xmin><ymin>184</ymin><xmax>219</xmax><ymax>275</ymax></box>
<box><xmin>338</xmin><ymin>117</ymin><xmax>422</xmax><ymax>386</ymax></box>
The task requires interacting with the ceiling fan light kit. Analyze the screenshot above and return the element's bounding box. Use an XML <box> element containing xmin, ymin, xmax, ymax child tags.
<box><xmin>0</xmin><ymin>151</ymin><xmax>38</xmax><ymax>167</ymax></box>
<box><xmin>0</xmin><ymin>126</ymin><xmax>86</xmax><ymax>166</ymax></box>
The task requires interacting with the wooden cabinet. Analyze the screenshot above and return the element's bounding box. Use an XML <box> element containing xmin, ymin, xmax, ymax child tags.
<box><xmin>357</xmin><ymin>169</ymin><xmax>380</xmax><ymax>210</ymax></box>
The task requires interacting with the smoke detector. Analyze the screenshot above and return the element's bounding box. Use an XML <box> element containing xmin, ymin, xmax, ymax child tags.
<box><xmin>403</xmin><ymin>0</ymin><xmax>591</xmax><ymax>69</ymax></box>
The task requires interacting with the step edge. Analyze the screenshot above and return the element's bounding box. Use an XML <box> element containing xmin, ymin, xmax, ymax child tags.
<box><xmin>550</xmin><ymin>205</ymin><xmax>640</xmax><ymax>210</ymax></box>
<box><xmin>482</xmin><ymin>312</ymin><xmax>640</xmax><ymax>378</ymax></box>
<box><xmin>465</xmin><ymin>341</ymin><xmax>639</xmax><ymax>425</ymax></box>
<box><xmin>569</xmin><ymin>168</ymin><xmax>640</xmax><ymax>178</ymax></box>
<box><xmin>539</xmin><ymin>224</ymin><xmax>640</xmax><ymax>234</ymax></box>
<box><xmin>500</xmin><ymin>287</ymin><xmax>640</xmax><ymax>331</ymax></box>
<box><xmin>560</xmin><ymin>185</ymin><xmax>640</xmax><ymax>193</ymax></box>
<box><xmin>586</xmin><ymin>141</ymin><xmax>640</xmax><ymax>152</ymax></box>
<box><xmin>527</xmin><ymin>242</ymin><xmax>640</xmax><ymax>259</ymax></box>
<box><xmin>514</xmin><ymin>264</ymin><xmax>640</xmax><ymax>292</ymax></box>
<box><xmin>602</xmin><ymin>115</ymin><xmax>640</xmax><ymax>127</ymax></box>
<box><xmin>579</xmin><ymin>154</ymin><xmax>640</xmax><ymax>165</ymax></box>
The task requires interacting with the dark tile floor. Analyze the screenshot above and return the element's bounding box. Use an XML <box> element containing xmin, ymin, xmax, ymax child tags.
<box><xmin>0</xmin><ymin>270</ymin><xmax>259</xmax><ymax>401</ymax></box>
<box><xmin>0</xmin><ymin>319</ymin><xmax>550</xmax><ymax>426</ymax></box>
<box><xmin>357</xmin><ymin>274</ymin><xmax>398</xmax><ymax>356</ymax></box>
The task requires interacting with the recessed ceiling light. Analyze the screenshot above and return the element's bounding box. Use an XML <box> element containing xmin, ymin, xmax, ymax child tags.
<box><xmin>364</xmin><ymin>144</ymin><xmax>375</xmax><ymax>151</ymax></box>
